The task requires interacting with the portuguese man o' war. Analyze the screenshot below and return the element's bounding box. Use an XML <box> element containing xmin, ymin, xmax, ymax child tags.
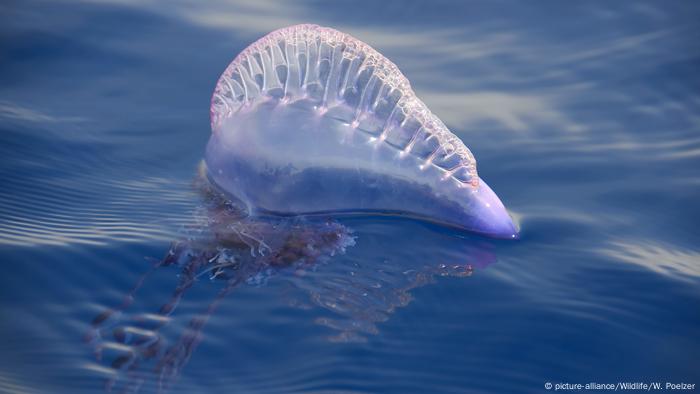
<box><xmin>84</xmin><ymin>24</ymin><xmax>512</xmax><ymax>392</ymax></box>
<box><xmin>206</xmin><ymin>24</ymin><xmax>519</xmax><ymax>239</ymax></box>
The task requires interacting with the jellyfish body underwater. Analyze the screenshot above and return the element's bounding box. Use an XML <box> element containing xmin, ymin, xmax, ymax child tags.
<box><xmin>206</xmin><ymin>24</ymin><xmax>519</xmax><ymax>239</ymax></box>
<box><xmin>86</xmin><ymin>171</ymin><xmax>495</xmax><ymax>392</ymax></box>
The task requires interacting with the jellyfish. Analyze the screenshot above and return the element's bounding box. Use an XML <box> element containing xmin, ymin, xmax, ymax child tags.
<box><xmin>207</xmin><ymin>24</ymin><xmax>518</xmax><ymax>239</ymax></box>
<box><xmin>85</xmin><ymin>24</ymin><xmax>513</xmax><ymax>392</ymax></box>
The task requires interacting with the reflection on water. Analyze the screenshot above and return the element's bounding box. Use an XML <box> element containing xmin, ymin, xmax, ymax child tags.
<box><xmin>1</xmin><ymin>0</ymin><xmax>699</xmax><ymax>393</ymax></box>
<box><xmin>601</xmin><ymin>240</ymin><xmax>700</xmax><ymax>282</ymax></box>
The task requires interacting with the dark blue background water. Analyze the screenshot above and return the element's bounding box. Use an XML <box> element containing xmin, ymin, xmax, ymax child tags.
<box><xmin>1</xmin><ymin>1</ymin><xmax>699</xmax><ymax>393</ymax></box>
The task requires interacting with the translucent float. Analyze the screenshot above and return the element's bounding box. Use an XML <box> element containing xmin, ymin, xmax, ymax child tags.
<box><xmin>206</xmin><ymin>24</ymin><xmax>518</xmax><ymax>239</ymax></box>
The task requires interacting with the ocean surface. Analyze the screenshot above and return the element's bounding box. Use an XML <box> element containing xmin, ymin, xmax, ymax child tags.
<box><xmin>1</xmin><ymin>1</ymin><xmax>699</xmax><ymax>393</ymax></box>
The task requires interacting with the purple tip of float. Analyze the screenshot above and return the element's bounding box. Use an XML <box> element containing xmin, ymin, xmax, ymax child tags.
<box><xmin>469</xmin><ymin>179</ymin><xmax>519</xmax><ymax>240</ymax></box>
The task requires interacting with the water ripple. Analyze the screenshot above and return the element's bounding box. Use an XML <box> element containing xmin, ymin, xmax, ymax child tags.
<box><xmin>601</xmin><ymin>240</ymin><xmax>700</xmax><ymax>282</ymax></box>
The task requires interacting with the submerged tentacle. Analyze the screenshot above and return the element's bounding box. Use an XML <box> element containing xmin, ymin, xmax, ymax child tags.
<box><xmin>86</xmin><ymin>174</ymin><xmax>357</xmax><ymax>391</ymax></box>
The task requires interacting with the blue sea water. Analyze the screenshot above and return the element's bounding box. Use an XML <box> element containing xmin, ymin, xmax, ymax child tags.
<box><xmin>1</xmin><ymin>1</ymin><xmax>699</xmax><ymax>393</ymax></box>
